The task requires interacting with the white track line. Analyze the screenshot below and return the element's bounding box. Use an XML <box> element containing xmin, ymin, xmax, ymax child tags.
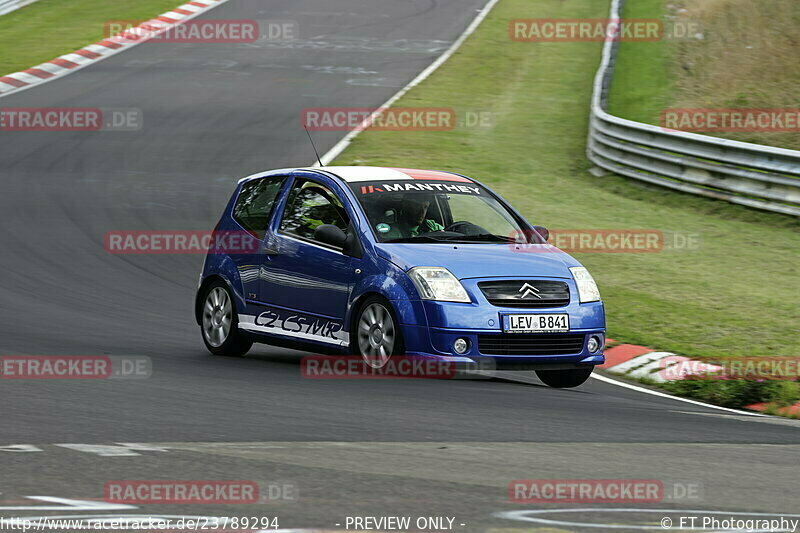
<box><xmin>590</xmin><ymin>372</ymin><xmax>766</xmax><ymax>416</ymax></box>
<box><xmin>314</xmin><ymin>0</ymin><xmax>501</xmax><ymax>166</ymax></box>
<box><xmin>495</xmin><ymin>368</ymin><xmax>767</xmax><ymax>417</ymax></box>
<box><xmin>487</xmin><ymin>367</ymin><xmax>766</xmax><ymax>417</ymax></box>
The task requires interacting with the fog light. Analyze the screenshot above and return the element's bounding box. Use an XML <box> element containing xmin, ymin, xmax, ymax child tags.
<box><xmin>587</xmin><ymin>336</ymin><xmax>601</xmax><ymax>354</ymax></box>
<box><xmin>453</xmin><ymin>338</ymin><xmax>469</xmax><ymax>354</ymax></box>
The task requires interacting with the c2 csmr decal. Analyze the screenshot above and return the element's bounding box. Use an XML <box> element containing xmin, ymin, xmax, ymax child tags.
<box><xmin>239</xmin><ymin>308</ymin><xmax>347</xmax><ymax>345</ymax></box>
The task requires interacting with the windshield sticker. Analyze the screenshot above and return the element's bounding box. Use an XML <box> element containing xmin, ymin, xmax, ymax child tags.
<box><xmin>356</xmin><ymin>181</ymin><xmax>482</xmax><ymax>195</ymax></box>
<box><xmin>376</xmin><ymin>223</ymin><xmax>391</xmax><ymax>233</ymax></box>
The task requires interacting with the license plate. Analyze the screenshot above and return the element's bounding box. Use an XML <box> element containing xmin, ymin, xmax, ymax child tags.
<box><xmin>503</xmin><ymin>313</ymin><xmax>570</xmax><ymax>333</ymax></box>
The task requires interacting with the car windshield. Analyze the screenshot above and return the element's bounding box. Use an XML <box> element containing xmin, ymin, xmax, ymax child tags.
<box><xmin>348</xmin><ymin>178</ymin><xmax>535</xmax><ymax>243</ymax></box>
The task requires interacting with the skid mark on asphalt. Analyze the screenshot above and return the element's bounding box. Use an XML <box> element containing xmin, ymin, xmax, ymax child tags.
<box><xmin>0</xmin><ymin>444</ymin><xmax>41</xmax><ymax>452</ymax></box>
<box><xmin>53</xmin><ymin>443</ymin><xmax>170</xmax><ymax>456</ymax></box>
<box><xmin>0</xmin><ymin>497</ymin><xmax>134</xmax><ymax>511</ymax></box>
<box><xmin>2</xmin><ymin>441</ymin><xmax>799</xmax><ymax>522</ymax></box>
<box><xmin>235</xmin><ymin>38</ymin><xmax>451</xmax><ymax>53</ymax></box>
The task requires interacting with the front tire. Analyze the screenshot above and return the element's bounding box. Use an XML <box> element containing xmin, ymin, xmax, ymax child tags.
<box><xmin>535</xmin><ymin>367</ymin><xmax>593</xmax><ymax>388</ymax></box>
<box><xmin>352</xmin><ymin>296</ymin><xmax>405</xmax><ymax>369</ymax></box>
<box><xmin>200</xmin><ymin>281</ymin><xmax>252</xmax><ymax>357</ymax></box>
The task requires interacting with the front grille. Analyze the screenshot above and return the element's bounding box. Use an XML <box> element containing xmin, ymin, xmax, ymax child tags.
<box><xmin>478</xmin><ymin>280</ymin><xmax>570</xmax><ymax>308</ymax></box>
<box><xmin>477</xmin><ymin>333</ymin><xmax>585</xmax><ymax>355</ymax></box>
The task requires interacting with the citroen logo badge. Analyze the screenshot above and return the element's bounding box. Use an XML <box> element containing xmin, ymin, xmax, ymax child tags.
<box><xmin>518</xmin><ymin>282</ymin><xmax>542</xmax><ymax>299</ymax></box>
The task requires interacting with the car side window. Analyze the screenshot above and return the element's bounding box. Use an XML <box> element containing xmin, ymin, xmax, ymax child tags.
<box><xmin>232</xmin><ymin>177</ymin><xmax>286</xmax><ymax>239</ymax></box>
<box><xmin>280</xmin><ymin>179</ymin><xmax>350</xmax><ymax>243</ymax></box>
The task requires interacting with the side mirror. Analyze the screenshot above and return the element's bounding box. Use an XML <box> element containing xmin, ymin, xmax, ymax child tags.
<box><xmin>314</xmin><ymin>224</ymin><xmax>348</xmax><ymax>248</ymax></box>
<box><xmin>533</xmin><ymin>225</ymin><xmax>549</xmax><ymax>242</ymax></box>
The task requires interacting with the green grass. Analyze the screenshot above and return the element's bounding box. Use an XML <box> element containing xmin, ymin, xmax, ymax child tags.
<box><xmin>607</xmin><ymin>0</ymin><xmax>800</xmax><ymax>149</ymax></box>
<box><xmin>661</xmin><ymin>378</ymin><xmax>800</xmax><ymax>409</ymax></box>
<box><xmin>606</xmin><ymin>0</ymin><xmax>673</xmax><ymax>123</ymax></box>
<box><xmin>0</xmin><ymin>0</ymin><xmax>185</xmax><ymax>76</ymax></box>
<box><xmin>333</xmin><ymin>0</ymin><xmax>800</xmax><ymax>359</ymax></box>
<box><xmin>612</xmin><ymin>372</ymin><xmax>800</xmax><ymax>411</ymax></box>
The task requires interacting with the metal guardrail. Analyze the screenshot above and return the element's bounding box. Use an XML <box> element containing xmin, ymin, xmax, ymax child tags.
<box><xmin>587</xmin><ymin>0</ymin><xmax>800</xmax><ymax>217</ymax></box>
<box><xmin>0</xmin><ymin>0</ymin><xmax>41</xmax><ymax>15</ymax></box>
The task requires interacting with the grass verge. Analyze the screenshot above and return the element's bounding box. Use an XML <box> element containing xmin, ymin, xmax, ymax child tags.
<box><xmin>606</xmin><ymin>372</ymin><xmax>800</xmax><ymax>418</ymax></box>
<box><xmin>608</xmin><ymin>0</ymin><xmax>800</xmax><ymax>150</ymax></box>
<box><xmin>605</xmin><ymin>0</ymin><xmax>674</xmax><ymax>124</ymax></box>
<box><xmin>660</xmin><ymin>378</ymin><xmax>799</xmax><ymax>414</ymax></box>
<box><xmin>333</xmin><ymin>0</ymin><xmax>800</xmax><ymax>359</ymax></box>
<box><xmin>0</xmin><ymin>0</ymin><xmax>185</xmax><ymax>76</ymax></box>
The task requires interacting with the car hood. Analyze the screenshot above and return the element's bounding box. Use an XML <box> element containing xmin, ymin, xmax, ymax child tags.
<box><xmin>374</xmin><ymin>243</ymin><xmax>578</xmax><ymax>280</ymax></box>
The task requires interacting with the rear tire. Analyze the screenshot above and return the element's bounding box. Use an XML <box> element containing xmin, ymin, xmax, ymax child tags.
<box><xmin>200</xmin><ymin>280</ymin><xmax>252</xmax><ymax>357</ymax></box>
<box><xmin>536</xmin><ymin>367</ymin><xmax>593</xmax><ymax>388</ymax></box>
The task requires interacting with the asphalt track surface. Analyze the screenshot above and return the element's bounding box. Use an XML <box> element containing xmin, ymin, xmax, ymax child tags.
<box><xmin>0</xmin><ymin>0</ymin><xmax>798</xmax><ymax>531</ymax></box>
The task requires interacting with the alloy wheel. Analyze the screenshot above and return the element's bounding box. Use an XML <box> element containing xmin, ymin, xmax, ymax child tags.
<box><xmin>357</xmin><ymin>303</ymin><xmax>396</xmax><ymax>368</ymax></box>
<box><xmin>202</xmin><ymin>286</ymin><xmax>232</xmax><ymax>348</ymax></box>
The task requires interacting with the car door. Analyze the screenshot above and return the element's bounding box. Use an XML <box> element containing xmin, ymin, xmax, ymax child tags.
<box><xmin>229</xmin><ymin>175</ymin><xmax>289</xmax><ymax>311</ymax></box>
<box><xmin>257</xmin><ymin>175</ymin><xmax>356</xmax><ymax>344</ymax></box>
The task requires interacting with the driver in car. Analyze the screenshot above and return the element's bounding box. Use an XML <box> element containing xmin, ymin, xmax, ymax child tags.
<box><xmin>383</xmin><ymin>196</ymin><xmax>444</xmax><ymax>239</ymax></box>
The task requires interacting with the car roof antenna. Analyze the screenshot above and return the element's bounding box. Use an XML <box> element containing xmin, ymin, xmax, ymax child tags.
<box><xmin>304</xmin><ymin>124</ymin><xmax>324</xmax><ymax>167</ymax></box>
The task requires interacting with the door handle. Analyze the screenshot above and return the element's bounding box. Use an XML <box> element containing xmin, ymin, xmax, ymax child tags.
<box><xmin>263</xmin><ymin>246</ymin><xmax>280</xmax><ymax>256</ymax></box>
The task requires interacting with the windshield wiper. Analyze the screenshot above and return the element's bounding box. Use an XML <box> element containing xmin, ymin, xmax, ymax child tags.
<box><xmin>384</xmin><ymin>233</ymin><xmax>516</xmax><ymax>244</ymax></box>
<box><xmin>383</xmin><ymin>235</ymin><xmax>451</xmax><ymax>243</ymax></box>
<box><xmin>438</xmin><ymin>233</ymin><xmax>514</xmax><ymax>243</ymax></box>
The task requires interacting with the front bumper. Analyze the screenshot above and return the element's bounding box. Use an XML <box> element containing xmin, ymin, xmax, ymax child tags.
<box><xmin>406</xmin><ymin>325</ymin><xmax>605</xmax><ymax>369</ymax></box>
<box><xmin>391</xmin><ymin>277</ymin><xmax>606</xmax><ymax>368</ymax></box>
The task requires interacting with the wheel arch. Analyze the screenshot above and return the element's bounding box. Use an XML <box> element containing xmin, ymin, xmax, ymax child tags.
<box><xmin>347</xmin><ymin>292</ymin><xmax>407</xmax><ymax>356</ymax></box>
<box><xmin>195</xmin><ymin>274</ymin><xmax>240</xmax><ymax>325</ymax></box>
<box><xmin>347</xmin><ymin>291</ymin><xmax>387</xmax><ymax>339</ymax></box>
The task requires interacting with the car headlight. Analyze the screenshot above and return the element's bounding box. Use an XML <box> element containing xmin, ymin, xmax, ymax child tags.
<box><xmin>570</xmin><ymin>266</ymin><xmax>601</xmax><ymax>303</ymax></box>
<box><xmin>408</xmin><ymin>267</ymin><xmax>470</xmax><ymax>303</ymax></box>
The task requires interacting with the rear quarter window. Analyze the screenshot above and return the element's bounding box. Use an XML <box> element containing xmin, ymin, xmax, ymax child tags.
<box><xmin>232</xmin><ymin>177</ymin><xmax>286</xmax><ymax>238</ymax></box>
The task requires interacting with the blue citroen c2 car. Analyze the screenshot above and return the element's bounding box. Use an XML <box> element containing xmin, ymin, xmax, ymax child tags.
<box><xmin>196</xmin><ymin>166</ymin><xmax>605</xmax><ymax>388</ymax></box>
